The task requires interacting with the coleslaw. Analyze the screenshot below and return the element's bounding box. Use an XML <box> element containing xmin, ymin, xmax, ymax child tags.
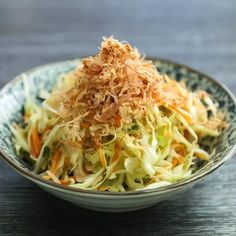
<box><xmin>11</xmin><ymin>37</ymin><xmax>227</xmax><ymax>191</ymax></box>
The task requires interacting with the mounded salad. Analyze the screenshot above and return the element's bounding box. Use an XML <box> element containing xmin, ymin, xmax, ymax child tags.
<box><xmin>11</xmin><ymin>37</ymin><xmax>227</xmax><ymax>191</ymax></box>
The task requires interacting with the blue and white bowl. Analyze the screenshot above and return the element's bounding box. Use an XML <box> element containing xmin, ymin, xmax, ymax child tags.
<box><xmin>0</xmin><ymin>59</ymin><xmax>235</xmax><ymax>212</ymax></box>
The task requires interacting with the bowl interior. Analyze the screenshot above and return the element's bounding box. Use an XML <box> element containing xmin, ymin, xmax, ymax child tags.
<box><xmin>0</xmin><ymin>59</ymin><xmax>235</xmax><ymax>192</ymax></box>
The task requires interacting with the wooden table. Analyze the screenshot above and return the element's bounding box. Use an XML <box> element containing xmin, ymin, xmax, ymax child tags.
<box><xmin>0</xmin><ymin>0</ymin><xmax>236</xmax><ymax>235</ymax></box>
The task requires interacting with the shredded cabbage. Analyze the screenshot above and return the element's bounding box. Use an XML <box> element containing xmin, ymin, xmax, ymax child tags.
<box><xmin>12</xmin><ymin>37</ymin><xmax>227</xmax><ymax>191</ymax></box>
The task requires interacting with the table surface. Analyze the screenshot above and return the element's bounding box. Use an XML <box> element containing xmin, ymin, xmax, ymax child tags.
<box><xmin>0</xmin><ymin>0</ymin><xmax>236</xmax><ymax>235</ymax></box>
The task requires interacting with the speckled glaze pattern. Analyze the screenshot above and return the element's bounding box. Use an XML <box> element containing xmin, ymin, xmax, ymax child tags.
<box><xmin>154</xmin><ymin>60</ymin><xmax>236</xmax><ymax>175</ymax></box>
<box><xmin>0</xmin><ymin>60</ymin><xmax>78</xmax><ymax>170</ymax></box>
<box><xmin>0</xmin><ymin>59</ymin><xmax>235</xmax><ymax>212</ymax></box>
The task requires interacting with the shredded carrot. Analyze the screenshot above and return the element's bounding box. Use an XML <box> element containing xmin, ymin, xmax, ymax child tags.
<box><xmin>60</xmin><ymin>179</ymin><xmax>71</xmax><ymax>185</ymax></box>
<box><xmin>94</xmin><ymin>137</ymin><xmax>107</xmax><ymax>168</ymax></box>
<box><xmin>98</xmin><ymin>147</ymin><xmax>107</xmax><ymax>168</ymax></box>
<box><xmin>172</xmin><ymin>157</ymin><xmax>179</xmax><ymax>168</ymax></box>
<box><xmin>176</xmin><ymin>155</ymin><xmax>185</xmax><ymax>164</ymax></box>
<box><xmin>169</xmin><ymin>105</ymin><xmax>193</xmax><ymax>124</ymax></box>
<box><xmin>179</xmin><ymin>149</ymin><xmax>186</xmax><ymax>157</ymax></box>
<box><xmin>114</xmin><ymin>114</ymin><xmax>121</xmax><ymax>127</ymax></box>
<box><xmin>31</xmin><ymin>128</ymin><xmax>42</xmax><ymax>158</ymax></box>
<box><xmin>63</xmin><ymin>156</ymin><xmax>70</xmax><ymax>170</ymax></box>
<box><xmin>112</xmin><ymin>140</ymin><xmax>122</xmax><ymax>163</ymax></box>
<box><xmin>171</xmin><ymin>143</ymin><xmax>185</xmax><ymax>149</ymax></box>
<box><xmin>184</xmin><ymin>129</ymin><xmax>191</xmax><ymax>140</ymax></box>
<box><xmin>50</xmin><ymin>149</ymin><xmax>62</xmax><ymax>174</ymax></box>
<box><xmin>42</xmin><ymin>126</ymin><xmax>52</xmax><ymax>139</ymax></box>
<box><xmin>172</xmin><ymin>143</ymin><xmax>186</xmax><ymax>157</ymax></box>
<box><xmin>80</xmin><ymin>121</ymin><xmax>91</xmax><ymax>128</ymax></box>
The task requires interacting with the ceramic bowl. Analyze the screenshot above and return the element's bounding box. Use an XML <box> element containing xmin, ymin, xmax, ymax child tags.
<box><xmin>0</xmin><ymin>59</ymin><xmax>235</xmax><ymax>212</ymax></box>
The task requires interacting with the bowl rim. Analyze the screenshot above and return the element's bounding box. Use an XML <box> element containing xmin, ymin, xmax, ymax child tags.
<box><xmin>0</xmin><ymin>57</ymin><xmax>236</xmax><ymax>196</ymax></box>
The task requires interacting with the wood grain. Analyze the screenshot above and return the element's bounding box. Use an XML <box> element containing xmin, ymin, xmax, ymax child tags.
<box><xmin>0</xmin><ymin>0</ymin><xmax>236</xmax><ymax>235</ymax></box>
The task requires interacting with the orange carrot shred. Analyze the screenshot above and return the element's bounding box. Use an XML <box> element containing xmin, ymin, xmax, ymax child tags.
<box><xmin>63</xmin><ymin>156</ymin><xmax>70</xmax><ymax>170</ymax></box>
<box><xmin>60</xmin><ymin>179</ymin><xmax>71</xmax><ymax>185</ymax></box>
<box><xmin>94</xmin><ymin>137</ymin><xmax>107</xmax><ymax>168</ymax></box>
<box><xmin>98</xmin><ymin>147</ymin><xmax>107</xmax><ymax>168</ymax></box>
<box><xmin>31</xmin><ymin>128</ymin><xmax>42</xmax><ymax>158</ymax></box>
<box><xmin>80</xmin><ymin>121</ymin><xmax>91</xmax><ymax>128</ymax></box>
<box><xmin>172</xmin><ymin>143</ymin><xmax>186</xmax><ymax>157</ymax></box>
<box><xmin>114</xmin><ymin>114</ymin><xmax>121</xmax><ymax>127</ymax></box>
<box><xmin>169</xmin><ymin>105</ymin><xmax>193</xmax><ymax>124</ymax></box>
<box><xmin>112</xmin><ymin>140</ymin><xmax>122</xmax><ymax>163</ymax></box>
<box><xmin>50</xmin><ymin>149</ymin><xmax>62</xmax><ymax>174</ymax></box>
<box><xmin>184</xmin><ymin>129</ymin><xmax>191</xmax><ymax>140</ymax></box>
<box><xmin>172</xmin><ymin>158</ymin><xmax>179</xmax><ymax>168</ymax></box>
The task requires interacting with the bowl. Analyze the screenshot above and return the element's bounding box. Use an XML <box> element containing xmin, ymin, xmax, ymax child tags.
<box><xmin>0</xmin><ymin>58</ymin><xmax>235</xmax><ymax>212</ymax></box>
